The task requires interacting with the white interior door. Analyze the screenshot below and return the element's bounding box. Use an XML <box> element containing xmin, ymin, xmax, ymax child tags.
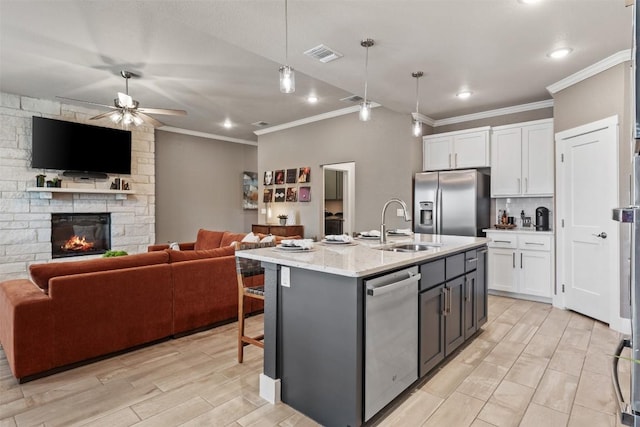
<box><xmin>556</xmin><ymin>117</ymin><xmax>619</xmax><ymax>324</ymax></box>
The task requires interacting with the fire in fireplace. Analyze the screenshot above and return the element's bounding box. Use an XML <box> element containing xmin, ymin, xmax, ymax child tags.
<box><xmin>51</xmin><ymin>213</ymin><xmax>111</xmax><ymax>258</ymax></box>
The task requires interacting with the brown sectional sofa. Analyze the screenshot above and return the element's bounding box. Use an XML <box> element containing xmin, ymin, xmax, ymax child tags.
<box><xmin>0</xmin><ymin>229</ymin><xmax>298</xmax><ymax>381</ymax></box>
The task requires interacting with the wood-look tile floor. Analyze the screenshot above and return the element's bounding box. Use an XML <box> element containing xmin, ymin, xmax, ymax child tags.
<box><xmin>0</xmin><ymin>295</ymin><xmax>631</xmax><ymax>426</ymax></box>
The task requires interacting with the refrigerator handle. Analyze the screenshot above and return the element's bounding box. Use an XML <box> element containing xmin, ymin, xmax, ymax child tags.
<box><xmin>437</xmin><ymin>188</ymin><xmax>443</xmax><ymax>234</ymax></box>
<box><xmin>612</xmin><ymin>338</ymin><xmax>633</xmax><ymax>426</ymax></box>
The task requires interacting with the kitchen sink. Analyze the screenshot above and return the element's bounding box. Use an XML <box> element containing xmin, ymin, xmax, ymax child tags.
<box><xmin>378</xmin><ymin>242</ymin><xmax>443</xmax><ymax>252</ymax></box>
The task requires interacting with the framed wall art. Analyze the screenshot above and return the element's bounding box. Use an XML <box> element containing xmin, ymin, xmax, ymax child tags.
<box><xmin>275</xmin><ymin>170</ymin><xmax>285</xmax><ymax>185</ymax></box>
<box><xmin>242</xmin><ymin>171</ymin><xmax>258</xmax><ymax>210</ymax></box>
<box><xmin>298</xmin><ymin>167</ymin><xmax>311</xmax><ymax>183</ymax></box>
<box><xmin>264</xmin><ymin>170</ymin><xmax>274</xmax><ymax>186</ymax></box>
<box><xmin>299</xmin><ymin>186</ymin><xmax>311</xmax><ymax>202</ymax></box>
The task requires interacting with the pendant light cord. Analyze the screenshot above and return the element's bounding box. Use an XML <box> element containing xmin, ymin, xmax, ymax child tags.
<box><xmin>285</xmin><ymin>0</ymin><xmax>289</xmax><ymax>64</ymax></box>
<box><xmin>415</xmin><ymin>76</ymin><xmax>419</xmax><ymax>114</ymax></box>
<box><xmin>363</xmin><ymin>45</ymin><xmax>369</xmax><ymax>103</ymax></box>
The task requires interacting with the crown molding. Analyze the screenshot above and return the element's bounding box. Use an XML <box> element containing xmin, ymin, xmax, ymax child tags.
<box><xmin>254</xmin><ymin>102</ymin><xmax>381</xmax><ymax>135</ymax></box>
<box><xmin>546</xmin><ymin>49</ymin><xmax>632</xmax><ymax>94</ymax></box>
<box><xmin>411</xmin><ymin>112</ymin><xmax>435</xmax><ymax>127</ymax></box>
<box><xmin>432</xmin><ymin>99</ymin><xmax>554</xmax><ymax>127</ymax></box>
<box><xmin>158</xmin><ymin>126</ymin><xmax>258</xmax><ymax>146</ymax></box>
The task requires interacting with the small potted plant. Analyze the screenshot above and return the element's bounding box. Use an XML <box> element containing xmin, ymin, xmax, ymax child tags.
<box><xmin>278</xmin><ymin>214</ymin><xmax>288</xmax><ymax>225</ymax></box>
<box><xmin>36</xmin><ymin>174</ymin><xmax>46</xmax><ymax>187</ymax></box>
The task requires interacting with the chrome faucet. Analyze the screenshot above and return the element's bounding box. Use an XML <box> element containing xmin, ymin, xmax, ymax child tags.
<box><xmin>380</xmin><ymin>198</ymin><xmax>411</xmax><ymax>244</ymax></box>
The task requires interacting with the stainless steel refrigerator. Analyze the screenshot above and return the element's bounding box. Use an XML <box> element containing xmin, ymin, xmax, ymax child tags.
<box><xmin>612</xmin><ymin>4</ymin><xmax>638</xmax><ymax>425</ymax></box>
<box><xmin>413</xmin><ymin>169</ymin><xmax>490</xmax><ymax>237</ymax></box>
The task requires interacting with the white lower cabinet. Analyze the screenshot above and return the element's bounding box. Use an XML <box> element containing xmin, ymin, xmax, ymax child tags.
<box><xmin>486</xmin><ymin>231</ymin><xmax>553</xmax><ymax>300</ymax></box>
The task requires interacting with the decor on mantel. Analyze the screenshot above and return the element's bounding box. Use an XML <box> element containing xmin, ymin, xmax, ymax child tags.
<box><xmin>36</xmin><ymin>174</ymin><xmax>46</xmax><ymax>187</ymax></box>
<box><xmin>279</xmin><ymin>0</ymin><xmax>295</xmax><ymax>93</ymax></box>
<box><xmin>359</xmin><ymin>38</ymin><xmax>374</xmax><ymax>122</ymax></box>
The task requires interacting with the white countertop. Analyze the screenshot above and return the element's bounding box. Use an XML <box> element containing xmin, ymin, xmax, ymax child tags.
<box><xmin>483</xmin><ymin>228</ymin><xmax>554</xmax><ymax>235</ymax></box>
<box><xmin>235</xmin><ymin>233</ymin><xmax>488</xmax><ymax>278</ymax></box>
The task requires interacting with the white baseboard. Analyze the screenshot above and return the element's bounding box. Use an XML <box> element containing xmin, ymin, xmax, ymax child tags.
<box><xmin>259</xmin><ymin>373</ymin><xmax>281</xmax><ymax>404</ymax></box>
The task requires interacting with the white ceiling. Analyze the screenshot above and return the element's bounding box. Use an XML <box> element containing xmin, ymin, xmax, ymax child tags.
<box><xmin>0</xmin><ymin>0</ymin><xmax>634</xmax><ymax>142</ymax></box>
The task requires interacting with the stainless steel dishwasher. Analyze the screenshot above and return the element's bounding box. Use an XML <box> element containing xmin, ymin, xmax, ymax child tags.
<box><xmin>364</xmin><ymin>266</ymin><xmax>420</xmax><ymax>421</ymax></box>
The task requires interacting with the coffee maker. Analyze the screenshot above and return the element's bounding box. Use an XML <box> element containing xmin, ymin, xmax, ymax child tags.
<box><xmin>535</xmin><ymin>207</ymin><xmax>550</xmax><ymax>231</ymax></box>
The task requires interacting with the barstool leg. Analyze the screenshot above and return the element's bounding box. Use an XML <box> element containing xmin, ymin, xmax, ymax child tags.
<box><xmin>238</xmin><ymin>295</ymin><xmax>245</xmax><ymax>363</ymax></box>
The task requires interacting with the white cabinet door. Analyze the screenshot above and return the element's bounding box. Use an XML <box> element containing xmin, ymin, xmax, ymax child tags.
<box><xmin>519</xmin><ymin>250</ymin><xmax>552</xmax><ymax>297</ymax></box>
<box><xmin>488</xmin><ymin>248</ymin><xmax>516</xmax><ymax>292</ymax></box>
<box><xmin>491</xmin><ymin>119</ymin><xmax>554</xmax><ymax>197</ymax></box>
<box><xmin>423</xmin><ymin>135</ymin><xmax>452</xmax><ymax>171</ymax></box>
<box><xmin>522</xmin><ymin>121</ymin><xmax>554</xmax><ymax>196</ymax></box>
<box><xmin>453</xmin><ymin>131</ymin><xmax>489</xmax><ymax>169</ymax></box>
<box><xmin>491</xmin><ymin>127</ymin><xmax>522</xmax><ymax>196</ymax></box>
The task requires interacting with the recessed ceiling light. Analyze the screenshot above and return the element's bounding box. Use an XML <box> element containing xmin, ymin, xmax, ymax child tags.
<box><xmin>547</xmin><ymin>47</ymin><xmax>573</xmax><ymax>59</ymax></box>
<box><xmin>223</xmin><ymin>119</ymin><xmax>232</xmax><ymax>129</ymax></box>
<box><xmin>307</xmin><ymin>95</ymin><xmax>318</xmax><ymax>104</ymax></box>
<box><xmin>456</xmin><ymin>91</ymin><xmax>472</xmax><ymax>99</ymax></box>
<box><xmin>518</xmin><ymin>0</ymin><xmax>539</xmax><ymax>4</ymax></box>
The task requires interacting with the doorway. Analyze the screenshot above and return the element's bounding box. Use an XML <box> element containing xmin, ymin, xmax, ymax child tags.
<box><xmin>322</xmin><ymin>162</ymin><xmax>355</xmax><ymax>237</ymax></box>
<box><xmin>556</xmin><ymin>116</ymin><xmax>621</xmax><ymax>328</ymax></box>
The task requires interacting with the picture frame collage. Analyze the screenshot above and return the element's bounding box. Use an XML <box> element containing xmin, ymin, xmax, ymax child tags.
<box><xmin>263</xmin><ymin>167</ymin><xmax>311</xmax><ymax>203</ymax></box>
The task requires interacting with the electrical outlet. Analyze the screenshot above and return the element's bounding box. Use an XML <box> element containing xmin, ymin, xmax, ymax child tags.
<box><xmin>396</xmin><ymin>208</ymin><xmax>404</xmax><ymax>217</ymax></box>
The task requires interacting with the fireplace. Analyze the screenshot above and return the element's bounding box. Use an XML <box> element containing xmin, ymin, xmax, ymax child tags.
<box><xmin>51</xmin><ymin>213</ymin><xmax>111</xmax><ymax>258</ymax></box>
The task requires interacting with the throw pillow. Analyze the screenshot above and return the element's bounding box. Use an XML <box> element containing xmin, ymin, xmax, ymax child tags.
<box><xmin>260</xmin><ymin>234</ymin><xmax>275</xmax><ymax>243</ymax></box>
<box><xmin>241</xmin><ymin>232</ymin><xmax>260</xmax><ymax>243</ymax></box>
<box><xmin>169</xmin><ymin>242</ymin><xmax>180</xmax><ymax>251</ymax></box>
<box><xmin>220</xmin><ymin>231</ymin><xmax>248</xmax><ymax>247</ymax></box>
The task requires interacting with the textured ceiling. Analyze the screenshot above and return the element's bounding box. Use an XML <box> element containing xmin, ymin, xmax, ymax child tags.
<box><xmin>0</xmin><ymin>0</ymin><xmax>634</xmax><ymax>141</ymax></box>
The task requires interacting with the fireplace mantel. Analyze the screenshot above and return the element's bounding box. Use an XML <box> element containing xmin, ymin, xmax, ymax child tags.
<box><xmin>27</xmin><ymin>187</ymin><xmax>135</xmax><ymax>200</ymax></box>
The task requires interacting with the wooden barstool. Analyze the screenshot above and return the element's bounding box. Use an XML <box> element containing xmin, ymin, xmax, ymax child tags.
<box><xmin>235</xmin><ymin>241</ymin><xmax>274</xmax><ymax>363</ymax></box>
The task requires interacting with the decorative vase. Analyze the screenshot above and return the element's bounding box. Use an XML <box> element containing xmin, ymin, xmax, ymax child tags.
<box><xmin>279</xmin><ymin>218</ymin><xmax>287</xmax><ymax>225</ymax></box>
<box><xmin>36</xmin><ymin>175</ymin><xmax>46</xmax><ymax>187</ymax></box>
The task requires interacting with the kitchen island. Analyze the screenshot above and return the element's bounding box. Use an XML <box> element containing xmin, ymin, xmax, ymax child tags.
<box><xmin>236</xmin><ymin>233</ymin><xmax>488</xmax><ymax>426</ymax></box>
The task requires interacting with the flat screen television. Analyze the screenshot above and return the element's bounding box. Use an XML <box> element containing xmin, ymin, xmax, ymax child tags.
<box><xmin>31</xmin><ymin>116</ymin><xmax>132</xmax><ymax>179</ymax></box>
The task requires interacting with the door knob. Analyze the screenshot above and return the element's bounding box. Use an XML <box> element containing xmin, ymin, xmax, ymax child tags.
<box><xmin>593</xmin><ymin>232</ymin><xmax>607</xmax><ymax>239</ymax></box>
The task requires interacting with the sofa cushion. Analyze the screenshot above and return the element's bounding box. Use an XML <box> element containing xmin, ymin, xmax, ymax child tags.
<box><xmin>29</xmin><ymin>251</ymin><xmax>170</xmax><ymax>293</ymax></box>
<box><xmin>220</xmin><ymin>231</ymin><xmax>248</xmax><ymax>247</ymax></box>
<box><xmin>193</xmin><ymin>229</ymin><xmax>225</xmax><ymax>250</ymax></box>
<box><xmin>241</xmin><ymin>232</ymin><xmax>260</xmax><ymax>243</ymax></box>
<box><xmin>166</xmin><ymin>245</ymin><xmax>235</xmax><ymax>263</ymax></box>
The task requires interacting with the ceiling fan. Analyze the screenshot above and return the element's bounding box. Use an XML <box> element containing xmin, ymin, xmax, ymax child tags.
<box><xmin>57</xmin><ymin>70</ymin><xmax>187</xmax><ymax>127</ymax></box>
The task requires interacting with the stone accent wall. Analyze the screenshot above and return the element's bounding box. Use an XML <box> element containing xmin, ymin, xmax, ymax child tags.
<box><xmin>0</xmin><ymin>92</ymin><xmax>155</xmax><ymax>280</ymax></box>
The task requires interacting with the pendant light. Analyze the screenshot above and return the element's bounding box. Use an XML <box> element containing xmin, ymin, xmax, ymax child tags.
<box><xmin>279</xmin><ymin>0</ymin><xmax>295</xmax><ymax>93</ymax></box>
<box><xmin>359</xmin><ymin>38</ymin><xmax>374</xmax><ymax>121</ymax></box>
<box><xmin>412</xmin><ymin>71</ymin><xmax>424</xmax><ymax>137</ymax></box>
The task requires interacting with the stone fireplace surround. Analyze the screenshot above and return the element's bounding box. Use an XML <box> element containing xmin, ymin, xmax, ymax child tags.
<box><xmin>0</xmin><ymin>92</ymin><xmax>156</xmax><ymax>280</ymax></box>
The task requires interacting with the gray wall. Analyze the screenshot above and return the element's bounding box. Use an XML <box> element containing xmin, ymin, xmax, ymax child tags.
<box><xmin>257</xmin><ymin>107</ymin><xmax>422</xmax><ymax>239</ymax></box>
<box><xmin>154</xmin><ymin>130</ymin><xmax>258</xmax><ymax>243</ymax></box>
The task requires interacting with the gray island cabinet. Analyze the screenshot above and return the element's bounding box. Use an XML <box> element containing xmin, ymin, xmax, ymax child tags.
<box><xmin>236</xmin><ymin>234</ymin><xmax>488</xmax><ymax>426</ymax></box>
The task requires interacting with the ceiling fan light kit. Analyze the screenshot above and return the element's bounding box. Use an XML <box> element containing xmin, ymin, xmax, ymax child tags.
<box><xmin>359</xmin><ymin>38</ymin><xmax>374</xmax><ymax>122</ymax></box>
<box><xmin>56</xmin><ymin>70</ymin><xmax>187</xmax><ymax>128</ymax></box>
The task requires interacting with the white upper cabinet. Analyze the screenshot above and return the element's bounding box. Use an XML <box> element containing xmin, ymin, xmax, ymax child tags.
<box><xmin>423</xmin><ymin>127</ymin><xmax>490</xmax><ymax>171</ymax></box>
<box><xmin>490</xmin><ymin>119</ymin><xmax>554</xmax><ymax>197</ymax></box>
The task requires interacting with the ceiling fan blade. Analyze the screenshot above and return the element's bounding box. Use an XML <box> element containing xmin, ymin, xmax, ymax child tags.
<box><xmin>137</xmin><ymin>107</ymin><xmax>187</xmax><ymax>116</ymax></box>
<box><xmin>117</xmin><ymin>92</ymin><xmax>136</xmax><ymax>108</ymax></box>
<box><xmin>90</xmin><ymin>110</ymin><xmax>121</xmax><ymax>121</ymax></box>
<box><xmin>56</xmin><ymin>96</ymin><xmax>116</xmax><ymax>110</ymax></box>
<box><xmin>135</xmin><ymin>112</ymin><xmax>164</xmax><ymax>127</ymax></box>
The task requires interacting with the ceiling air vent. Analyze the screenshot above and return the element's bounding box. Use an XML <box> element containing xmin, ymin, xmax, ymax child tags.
<box><xmin>340</xmin><ymin>95</ymin><xmax>363</xmax><ymax>103</ymax></box>
<box><xmin>304</xmin><ymin>44</ymin><xmax>343</xmax><ymax>63</ymax></box>
<box><xmin>251</xmin><ymin>121</ymin><xmax>270</xmax><ymax>127</ymax></box>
